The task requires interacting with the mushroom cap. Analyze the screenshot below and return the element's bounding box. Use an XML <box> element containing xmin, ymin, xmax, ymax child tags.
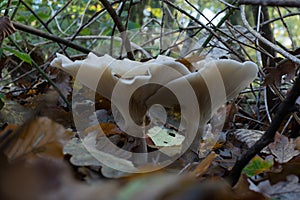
<box><xmin>50</xmin><ymin>53</ymin><xmax>189</xmax><ymax>99</ymax></box>
<box><xmin>51</xmin><ymin>53</ymin><xmax>258</xmax><ymax>152</ymax></box>
<box><xmin>146</xmin><ymin>59</ymin><xmax>258</xmax><ymax>121</ymax></box>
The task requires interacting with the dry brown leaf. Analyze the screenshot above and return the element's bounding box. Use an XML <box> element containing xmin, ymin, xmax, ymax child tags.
<box><xmin>294</xmin><ymin>136</ymin><xmax>300</xmax><ymax>151</ymax></box>
<box><xmin>3</xmin><ymin>117</ymin><xmax>73</xmax><ymax>161</ymax></box>
<box><xmin>175</xmin><ymin>54</ymin><xmax>207</xmax><ymax>72</ymax></box>
<box><xmin>0</xmin><ymin>158</ymin><xmax>118</xmax><ymax>200</ymax></box>
<box><xmin>0</xmin><ymin>124</ymin><xmax>18</xmax><ymax>138</ymax></box>
<box><xmin>191</xmin><ymin>152</ymin><xmax>217</xmax><ymax>177</ymax></box>
<box><xmin>264</xmin><ymin>60</ymin><xmax>296</xmax><ymax>86</ymax></box>
<box><xmin>269</xmin><ymin>133</ymin><xmax>299</xmax><ymax>163</ymax></box>
<box><xmin>267</xmin><ymin>156</ymin><xmax>300</xmax><ymax>184</ymax></box>
<box><xmin>228</xmin><ymin>129</ymin><xmax>264</xmax><ymax>149</ymax></box>
<box><xmin>0</xmin><ymin>16</ymin><xmax>15</xmax><ymax>41</ymax></box>
<box><xmin>233</xmin><ymin>174</ymin><xmax>267</xmax><ymax>200</ymax></box>
<box><xmin>223</xmin><ymin>103</ymin><xmax>238</xmax><ymax>129</ymax></box>
<box><xmin>83</xmin><ymin>122</ymin><xmax>124</xmax><ymax>137</ymax></box>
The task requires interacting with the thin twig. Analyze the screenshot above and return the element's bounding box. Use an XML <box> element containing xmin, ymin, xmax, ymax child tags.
<box><xmin>160</xmin><ymin>0</ymin><xmax>165</xmax><ymax>54</ymax></box>
<box><xmin>116</xmin><ymin>0</ymin><xmax>127</xmax><ymax>58</ymax></box>
<box><xmin>276</xmin><ymin>7</ymin><xmax>295</xmax><ymax>49</ymax></box>
<box><xmin>45</xmin><ymin>0</ymin><xmax>73</xmax><ymax>25</ymax></box>
<box><xmin>240</xmin><ymin>5</ymin><xmax>300</xmax><ymax>65</ymax></box>
<box><xmin>257</xmin><ymin>12</ymin><xmax>300</xmax><ymax>29</ymax></box>
<box><xmin>98</xmin><ymin>0</ymin><xmax>134</xmax><ymax>60</ymax></box>
<box><xmin>12</xmin><ymin>22</ymin><xmax>92</xmax><ymax>54</ymax></box>
<box><xmin>35</xmin><ymin>35</ymin><xmax>152</xmax><ymax>58</ymax></box>
<box><xmin>164</xmin><ymin>0</ymin><xmax>243</xmax><ymax>60</ymax></box>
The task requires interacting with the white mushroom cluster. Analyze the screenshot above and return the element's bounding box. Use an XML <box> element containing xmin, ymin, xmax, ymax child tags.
<box><xmin>51</xmin><ymin>53</ymin><xmax>258</xmax><ymax>153</ymax></box>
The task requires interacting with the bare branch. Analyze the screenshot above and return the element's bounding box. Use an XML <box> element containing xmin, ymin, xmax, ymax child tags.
<box><xmin>12</xmin><ymin>22</ymin><xmax>92</xmax><ymax>54</ymax></box>
<box><xmin>98</xmin><ymin>0</ymin><xmax>135</xmax><ymax>60</ymax></box>
<box><xmin>239</xmin><ymin>0</ymin><xmax>300</xmax><ymax>7</ymax></box>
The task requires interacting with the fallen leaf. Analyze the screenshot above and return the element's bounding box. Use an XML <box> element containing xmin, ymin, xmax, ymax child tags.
<box><xmin>251</xmin><ymin>175</ymin><xmax>300</xmax><ymax>199</ymax></box>
<box><xmin>227</xmin><ymin>129</ymin><xmax>269</xmax><ymax>153</ymax></box>
<box><xmin>147</xmin><ymin>126</ymin><xmax>185</xmax><ymax>157</ymax></box>
<box><xmin>233</xmin><ymin>174</ymin><xmax>267</xmax><ymax>200</ymax></box>
<box><xmin>267</xmin><ymin>156</ymin><xmax>300</xmax><ymax>184</ymax></box>
<box><xmin>53</xmin><ymin>71</ymin><xmax>72</xmax><ymax>107</ymax></box>
<box><xmin>63</xmin><ymin>132</ymin><xmax>137</xmax><ymax>177</ymax></box>
<box><xmin>223</xmin><ymin>103</ymin><xmax>238</xmax><ymax>129</ymax></box>
<box><xmin>3</xmin><ymin>117</ymin><xmax>73</xmax><ymax>161</ymax></box>
<box><xmin>227</xmin><ymin>129</ymin><xmax>264</xmax><ymax>148</ymax></box>
<box><xmin>0</xmin><ymin>158</ymin><xmax>118</xmax><ymax>200</ymax></box>
<box><xmin>294</xmin><ymin>136</ymin><xmax>300</xmax><ymax>151</ymax></box>
<box><xmin>0</xmin><ymin>16</ymin><xmax>15</xmax><ymax>41</ymax></box>
<box><xmin>63</xmin><ymin>137</ymin><xmax>102</xmax><ymax>166</ymax></box>
<box><xmin>0</xmin><ymin>100</ymin><xmax>33</xmax><ymax>125</ymax></box>
<box><xmin>269</xmin><ymin>133</ymin><xmax>299</xmax><ymax>163</ymax></box>
<box><xmin>83</xmin><ymin>122</ymin><xmax>124</xmax><ymax>137</ymax></box>
<box><xmin>264</xmin><ymin>59</ymin><xmax>297</xmax><ymax>86</ymax></box>
<box><xmin>243</xmin><ymin>155</ymin><xmax>274</xmax><ymax>177</ymax></box>
<box><xmin>191</xmin><ymin>152</ymin><xmax>217</xmax><ymax>177</ymax></box>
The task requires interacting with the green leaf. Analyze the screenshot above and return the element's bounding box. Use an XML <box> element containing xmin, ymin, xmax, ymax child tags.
<box><xmin>0</xmin><ymin>93</ymin><xmax>5</xmax><ymax>110</ymax></box>
<box><xmin>3</xmin><ymin>47</ymin><xmax>32</xmax><ymax>65</ymax></box>
<box><xmin>80</xmin><ymin>29</ymin><xmax>90</xmax><ymax>36</ymax></box>
<box><xmin>0</xmin><ymin>1</ymin><xmax>7</xmax><ymax>9</ymax></box>
<box><xmin>38</xmin><ymin>12</ymin><xmax>50</xmax><ymax>21</ymax></box>
<box><xmin>243</xmin><ymin>156</ymin><xmax>274</xmax><ymax>177</ymax></box>
<box><xmin>128</xmin><ymin>21</ymin><xmax>140</xmax><ymax>30</ymax></box>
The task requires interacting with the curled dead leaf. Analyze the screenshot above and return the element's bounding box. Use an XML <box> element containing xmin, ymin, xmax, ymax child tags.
<box><xmin>2</xmin><ymin>117</ymin><xmax>73</xmax><ymax>162</ymax></box>
<box><xmin>0</xmin><ymin>16</ymin><xmax>16</xmax><ymax>41</ymax></box>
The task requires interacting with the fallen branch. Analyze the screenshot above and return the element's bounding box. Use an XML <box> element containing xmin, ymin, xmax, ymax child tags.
<box><xmin>226</xmin><ymin>72</ymin><xmax>300</xmax><ymax>186</ymax></box>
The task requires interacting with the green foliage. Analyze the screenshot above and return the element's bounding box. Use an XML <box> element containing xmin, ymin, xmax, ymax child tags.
<box><xmin>0</xmin><ymin>93</ymin><xmax>5</xmax><ymax>110</ymax></box>
<box><xmin>243</xmin><ymin>156</ymin><xmax>274</xmax><ymax>177</ymax></box>
<box><xmin>2</xmin><ymin>47</ymin><xmax>32</xmax><ymax>65</ymax></box>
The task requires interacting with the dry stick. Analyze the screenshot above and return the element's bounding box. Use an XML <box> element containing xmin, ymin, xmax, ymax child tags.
<box><xmin>226</xmin><ymin>73</ymin><xmax>300</xmax><ymax>186</ymax></box>
<box><xmin>239</xmin><ymin>0</ymin><xmax>300</xmax><ymax>8</ymax></box>
<box><xmin>98</xmin><ymin>0</ymin><xmax>134</xmax><ymax>60</ymax></box>
<box><xmin>12</xmin><ymin>22</ymin><xmax>92</xmax><ymax>54</ymax></box>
